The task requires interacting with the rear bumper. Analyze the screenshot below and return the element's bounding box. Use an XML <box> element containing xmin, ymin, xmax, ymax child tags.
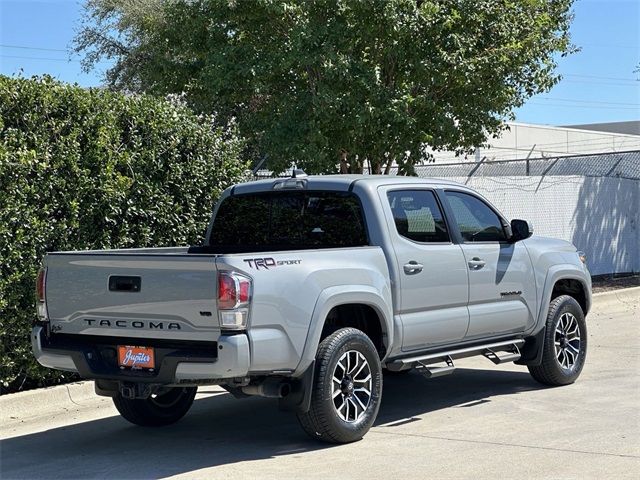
<box><xmin>31</xmin><ymin>326</ymin><xmax>250</xmax><ymax>384</ymax></box>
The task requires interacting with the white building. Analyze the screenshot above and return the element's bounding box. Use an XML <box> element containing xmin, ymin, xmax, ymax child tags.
<box><xmin>431</xmin><ymin>121</ymin><xmax>640</xmax><ymax>163</ymax></box>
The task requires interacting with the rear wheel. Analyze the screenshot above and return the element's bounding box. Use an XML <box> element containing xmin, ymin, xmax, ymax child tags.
<box><xmin>297</xmin><ymin>327</ymin><xmax>382</xmax><ymax>443</ymax></box>
<box><xmin>528</xmin><ymin>295</ymin><xmax>587</xmax><ymax>386</ymax></box>
<box><xmin>113</xmin><ymin>386</ymin><xmax>197</xmax><ymax>427</ymax></box>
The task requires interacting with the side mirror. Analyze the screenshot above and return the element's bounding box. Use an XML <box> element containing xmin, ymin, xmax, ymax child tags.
<box><xmin>510</xmin><ymin>219</ymin><xmax>533</xmax><ymax>242</ymax></box>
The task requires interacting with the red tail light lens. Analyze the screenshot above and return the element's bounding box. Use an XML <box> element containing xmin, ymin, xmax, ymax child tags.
<box><xmin>36</xmin><ymin>268</ymin><xmax>46</xmax><ymax>303</ymax></box>
<box><xmin>36</xmin><ymin>267</ymin><xmax>48</xmax><ymax>321</ymax></box>
<box><xmin>217</xmin><ymin>271</ymin><xmax>252</xmax><ymax>310</ymax></box>
<box><xmin>218</xmin><ymin>273</ymin><xmax>237</xmax><ymax>309</ymax></box>
<box><xmin>238</xmin><ymin>280</ymin><xmax>250</xmax><ymax>303</ymax></box>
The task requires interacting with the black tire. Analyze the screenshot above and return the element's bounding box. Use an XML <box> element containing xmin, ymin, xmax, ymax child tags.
<box><xmin>528</xmin><ymin>295</ymin><xmax>587</xmax><ymax>386</ymax></box>
<box><xmin>297</xmin><ymin>327</ymin><xmax>383</xmax><ymax>443</ymax></box>
<box><xmin>113</xmin><ymin>386</ymin><xmax>197</xmax><ymax>427</ymax></box>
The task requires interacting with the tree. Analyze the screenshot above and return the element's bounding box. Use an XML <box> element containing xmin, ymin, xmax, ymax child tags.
<box><xmin>0</xmin><ymin>75</ymin><xmax>246</xmax><ymax>392</ymax></box>
<box><xmin>76</xmin><ymin>0</ymin><xmax>575</xmax><ymax>174</ymax></box>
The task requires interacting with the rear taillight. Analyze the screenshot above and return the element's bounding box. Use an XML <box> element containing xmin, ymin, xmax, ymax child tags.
<box><xmin>36</xmin><ymin>267</ymin><xmax>48</xmax><ymax>321</ymax></box>
<box><xmin>217</xmin><ymin>271</ymin><xmax>252</xmax><ymax>330</ymax></box>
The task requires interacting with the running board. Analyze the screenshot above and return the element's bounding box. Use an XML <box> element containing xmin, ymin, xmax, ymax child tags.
<box><xmin>415</xmin><ymin>356</ymin><xmax>455</xmax><ymax>378</ymax></box>
<box><xmin>388</xmin><ymin>339</ymin><xmax>525</xmax><ymax>369</ymax></box>
<box><xmin>483</xmin><ymin>345</ymin><xmax>521</xmax><ymax>365</ymax></box>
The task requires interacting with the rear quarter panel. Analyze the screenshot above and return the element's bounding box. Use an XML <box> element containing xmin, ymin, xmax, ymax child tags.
<box><xmin>217</xmin><ymin>247</ymin><xmax>391</xmax><ymax>373</ymax></box>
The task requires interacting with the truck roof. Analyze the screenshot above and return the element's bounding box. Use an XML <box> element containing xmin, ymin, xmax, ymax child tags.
<box><xmin>232</xmin><ymin>174</ymin><xmax>464</xmax><ymax>195</ymax></box>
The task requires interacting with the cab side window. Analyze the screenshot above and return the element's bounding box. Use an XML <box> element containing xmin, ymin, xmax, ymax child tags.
<box><xmin>387</xmin><ymin>190</ymin><xmax>450</xmax><ymax>243</ymax></box>
<box><xmin>445</xmin><ymin>191</ymin><xmax>506</xmax><ymax>242</ymax></box>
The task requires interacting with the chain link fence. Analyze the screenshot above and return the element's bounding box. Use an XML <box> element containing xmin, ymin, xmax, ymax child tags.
<box><xmin>254</xmin><ymin>150</ymin><xmax>640</xmax><ymax>180</ymax></box>
<box><xmin>408</xmin><ymin>150</ymin><xmax>640</xmax><ymax>180</ymax></box>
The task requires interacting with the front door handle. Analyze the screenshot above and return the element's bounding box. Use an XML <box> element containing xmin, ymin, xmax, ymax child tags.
<box><xmin>468</xmin><ymin>257</ymin><xmax>486</xmax><ymax>270</ymax></box>
<box><xmin>403</xmin><ymin>261</ymin><xmax>424</xmax><ymax>275</ymax></box>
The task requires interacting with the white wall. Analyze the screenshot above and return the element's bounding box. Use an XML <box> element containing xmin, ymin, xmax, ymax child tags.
<box><xmin>481</xmin><ymin>123</ymin><xmax>640</xmax><ymax>161</ymax></box>
<box><xmin>450</xmin><ymin>175</ymin><xmax>640</xmax><ymax>275</ymax></box>
<box><xmin>426</xmin><ymin>122</ymin><xmax>640</xmax><ymax>164</ymax></box>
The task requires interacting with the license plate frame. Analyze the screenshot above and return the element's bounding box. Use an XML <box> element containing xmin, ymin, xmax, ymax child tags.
<box><xmin>117</xmin><ymin>345</ymin><xmax>155</xmax><ymax>371</ymax></box>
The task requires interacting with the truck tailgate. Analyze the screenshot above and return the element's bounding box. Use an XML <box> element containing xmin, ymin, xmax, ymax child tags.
<box><xmin>45</xmin><ymin>252</ymin><xmax>220</xmax><ymax>341</ymax></box>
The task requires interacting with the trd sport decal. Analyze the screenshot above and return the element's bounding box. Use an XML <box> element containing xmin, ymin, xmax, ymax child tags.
<box><xmin>243</xmin><ymin>258</ymin><xmax>302</xmax><ymax>270</ymax></box>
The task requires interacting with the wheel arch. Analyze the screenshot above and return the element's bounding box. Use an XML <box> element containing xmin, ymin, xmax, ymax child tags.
<box><xmin>536</xmin><ymin>266</ymin><xmax>591</xmax><ymax>329</ymax></box>
<box><xmin>519</xmin><ymin>267</ymin><xmax>591</xmax><ymax>366</ymax></box>
<box><xmin>321</xmin><ymin>303</ymin><xmax>386</xmax><ymax>357</ymax></box>
<box><xmin>551</xmin><ymin>278</ymin><xmax>589</xmax><ymax>315</ymax></box>
<box><xmin>293</xmin><ymin>286</ymin><xmax>393</xmax><ymax>376</ymax></box>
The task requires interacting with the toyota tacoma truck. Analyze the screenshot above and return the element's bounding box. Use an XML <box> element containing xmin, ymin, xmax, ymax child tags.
<box><xmin>33</xmin><ymin>174</ymin><xmax>591</xmax><ymax>443</ymax></box>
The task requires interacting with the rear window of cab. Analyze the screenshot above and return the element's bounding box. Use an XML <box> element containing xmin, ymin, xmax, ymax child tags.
<box><xmin>209</xmin><ymin>191</ymin><xmax>368</xmax><ymax>250</ymax></box>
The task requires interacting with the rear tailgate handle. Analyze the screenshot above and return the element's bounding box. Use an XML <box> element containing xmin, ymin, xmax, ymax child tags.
<box><xmin>403</xmin><ymin>261</ymin><xmax>424</xmax><ymax>275</ymax></box>
<box><xmin>109</xmin><ymin>275</ymin><xmax>141</xmax><ymax>292</ymax></box>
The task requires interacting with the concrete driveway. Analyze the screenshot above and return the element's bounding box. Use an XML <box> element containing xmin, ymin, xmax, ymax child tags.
<box><xmin>2</xmin><ymin>289</ymin><xmax>638</xmax><ymax>479</ymax></box>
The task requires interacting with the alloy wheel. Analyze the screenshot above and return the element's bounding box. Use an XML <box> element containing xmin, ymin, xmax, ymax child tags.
<box><xmin>554</xmin><ymin>312</ymin><xmax>581</xmax><ymax>370</ymax></box>
<box><xmin>332</xmin><ymin>350</ymin><xmax>372</xmax><ymax>422</ymax></box>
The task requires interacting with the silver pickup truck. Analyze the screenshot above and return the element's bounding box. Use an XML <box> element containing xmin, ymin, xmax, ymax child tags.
<box><xmin>33</xmin><ymin>174</ymin><xmax>591</xmax><ymax>443</ymax></box>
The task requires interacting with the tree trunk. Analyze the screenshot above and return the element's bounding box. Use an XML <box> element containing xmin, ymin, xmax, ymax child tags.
<box><xmin>351</xmin><ymin>158</ymin><xmax>363</xmax><ymax>174</ymax></box>
<box><xmin>383</xmin><ymin>156</ymin><xmax>393</xmax><ymax>175</ymax></box>
<box><xmin>339</xmin><ymin>150</ymin><xmax>349</xmax><ymax>174</ymax></box>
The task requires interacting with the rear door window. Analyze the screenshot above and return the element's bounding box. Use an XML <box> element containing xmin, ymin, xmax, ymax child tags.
<box><xmin>387</xmin><ymin>190</ymin><xmax>450</xmax><ymax>243</ymax></box>
<box><xmin>210</xmin><ymin>191</ymin><xmax>368</xmax><ymax>250</ymax></box>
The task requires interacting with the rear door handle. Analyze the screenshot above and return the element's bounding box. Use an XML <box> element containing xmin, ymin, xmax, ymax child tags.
<box><xmin>403</xmin><ymin>261</ymin><xmax>424</xmax><ymax>275</ymax></box>
<box><xmin>468</xmin><ymin>257</ymin><xmax>486</xmax><ymax>270</ymax></box>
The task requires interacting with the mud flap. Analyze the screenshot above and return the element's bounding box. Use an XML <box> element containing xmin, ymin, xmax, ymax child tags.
<box><xmin>515</xmin><ymin>328</ymin><xmax>546</xmax><ymax>366</ymax></box>
<box><xmin>278</xmin><ymin>361</ymin><xmax>315</xmax><ymax>413</ymax></box>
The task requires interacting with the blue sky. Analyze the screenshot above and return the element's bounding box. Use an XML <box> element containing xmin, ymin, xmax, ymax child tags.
<box><xmin>1</xmin><ymin>0</ymin><xmax>638</xmax><ymax>126</ymax></box>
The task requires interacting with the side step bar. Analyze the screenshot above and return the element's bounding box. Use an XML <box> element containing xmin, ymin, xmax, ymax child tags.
<box><xmin>483</xmin><ymin>345</ymin><xmax>522</xmax><ymax>365</ymax></box>
<box><xmin>387</xmin><ymin>339</ymin><xmax>524</xmax><ymax>377</ymax></box>
<box><xmin>416</xmin><ymin>356</ymin><xmax>455</xmax><ymax>378</ymax></box>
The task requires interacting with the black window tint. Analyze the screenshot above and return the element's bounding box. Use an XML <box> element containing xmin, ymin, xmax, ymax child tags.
<box><xmin>210</xmin><ymin>195</ymin><xmax>271</xmax><ymax>247</ymax></box>
<box><xmin>210</xmin><ymin>191</ymin><xmax>368</xmax><ymax>250</ymax></box>
<box><xmin>387</xmin><ymin>190</ymin><xmax>449</xmax><ymax>243</ymax></box>
<box><xmin>445</xmin><ymin>191</ymin><xmax>506</xmax><ymax>242</ymax></box>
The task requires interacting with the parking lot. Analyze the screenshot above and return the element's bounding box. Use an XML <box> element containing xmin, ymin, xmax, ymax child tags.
<box><xmin>1</xmin><ymin>288</ymin><xmax>638</xmax><ymax>480</ymax></box>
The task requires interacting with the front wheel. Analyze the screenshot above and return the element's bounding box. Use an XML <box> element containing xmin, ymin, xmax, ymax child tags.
<box><xmin>297</xmin><ymin>327</ymin><xmax>383</xmax><ymax>443</ymax></box>
<box><xmin>528</xmin><ymin>295</ymin><xmax>587</xmax><ymax>386</ymax></box>
<box><xmin>113</xmin><ymin>386</ymin><xmax>197</xmax><ymax>427</ymax></box>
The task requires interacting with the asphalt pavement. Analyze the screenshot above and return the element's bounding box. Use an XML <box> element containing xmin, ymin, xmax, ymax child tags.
<box><xmin>1</xmin><ymin>288</ymin><xmax>638</xmax><ymax>479</ymax></box>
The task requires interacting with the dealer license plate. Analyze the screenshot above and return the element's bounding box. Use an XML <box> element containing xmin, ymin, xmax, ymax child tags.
<box><xmin>118</xmin><ymin>345</ymin><xmax>155</xmax><ymax>370</ymax></box>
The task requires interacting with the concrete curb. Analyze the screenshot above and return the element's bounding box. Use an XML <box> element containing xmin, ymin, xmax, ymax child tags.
<box><xmin>1</xmin><ymin>286</ymin><xmax>637</xmax><ymax>425</ymax></box>
<box><xmin>1</xmin><ymin>380</ymin><xmax>95</xmax><ymax>424</ymax></box>
<box><xmin>593</xmin><ymin>285</ymin><xmax>640</xmax><ymax>298</ymax></box>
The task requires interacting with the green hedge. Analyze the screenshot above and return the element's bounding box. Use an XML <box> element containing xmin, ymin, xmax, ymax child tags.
<box><xmin>0</xmin><ymin>75</ymin><xmax>247</xmax><ymax>393</ymax></box>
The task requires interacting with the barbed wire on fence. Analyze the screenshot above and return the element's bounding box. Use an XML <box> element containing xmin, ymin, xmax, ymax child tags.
<box><xmin>409</xmin><ymin>150</ymin><xmax>640</xmax><ymax>180</ymax></box>
<box><xmin>253</xmin><ymin>149</ymin><xmax>640</xmax><ymax>181</ymax></box>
